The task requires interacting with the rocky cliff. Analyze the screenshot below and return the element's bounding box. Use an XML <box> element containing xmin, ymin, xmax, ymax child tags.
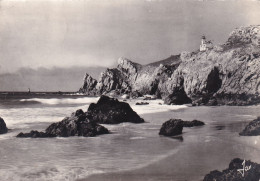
<box><xmin>79</xmin><ymin>25</ymin><xmax>260</xmax><ymax>105</ymax></box>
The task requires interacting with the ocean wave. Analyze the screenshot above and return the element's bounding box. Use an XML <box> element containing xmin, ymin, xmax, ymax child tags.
<box><xmin>130</xmin><ymin>100</ymin><xmax>188</xmax><ymax>115</ymax></box>
<box><xmin>19</xmin><ymin>97</ymin><xmax>99</xmax><ymax>105</ymax></box>
<box><xmin>0</xmin><ymin>166</ymin><xmax>105</xmax><ymax>181</ymax></box>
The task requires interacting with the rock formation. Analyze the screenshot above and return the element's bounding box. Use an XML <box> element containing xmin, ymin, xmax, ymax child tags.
<box><xmin>79</xmin><ymin>25</ymin><xmax>260</xmax><ymax>106</ymax></box>
<box><xmin>17</xmin><ymin>96</ymin><xmax>144</xmax><ymax>138</ymax></box>
<box><xmin>204</xmin><ymin>158</ymin><xmax>260</xmax><ymax>181</ymax></box>
<box><xmin>17</xmin><ymin>109</ymin><xmax>109</xmax><ymax>138</ymax></box>
<box><xmin>135</xmin><ymin>102</ymin><xmax>149</xmax><ymax>105</ymax></box>
<box><xmin>78</xmin><ymin>73</ymin><xmax>97</xmax><ymax>95</ymax></box>
<box><xmin>182</xmin><ymin>119</ymin><xmax>205</xmax><ymax>127</ymax></box>
<box><xmin>239</xmin><ymin>117</ymin><xmax>260</xmax><ymax>136</ymax></box>
<box><xmin>87</xmin><ymin>95</ymin><xmax>144</xmax><ymax>124</ymax></box>
<box><xmin>0</xmin><ymin>117</ymin><xmax>8</xmax><ymax>134</ymax></box>
<box><xmin>159</xmin><ymin>119</ymin><xmax>184</xmax><ymax>136</ymax></box>
<box><xmin>159</xmin><ymin>119</ymin><xmax>205</xmax><ymax>136</ymax></box>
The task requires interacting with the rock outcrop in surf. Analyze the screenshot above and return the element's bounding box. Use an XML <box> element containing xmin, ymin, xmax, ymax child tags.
<box><xmin>204</xmin><ymin>158</ymin><xmax>260</xmax><ymax>181</ymax></box>
<box><xmin>17</xmin><ymin>109</ymin><xmax>109</xmax><ymax>138</ymax></box>
<box><xmin>0</xmin><ymin>117</ymin><xmax>8</xmax><ymax>134</ymax></box>
<box><xmin>159</xmin><ymin>119</ymin><xmax>205</xmax><ymax>136</ymax></box>
<box><xmin>239</xmin><ymin>117</ymin><xmax>260</xmax><ymax>136</ymax></box>
<box><xmin>17</xmin><ymin>96</ymin><xmax>144</xmax><ymax>138</ymax></box>
<box><xmin>87</xmin><ymin>95</ymin><xmax>144</xmax><ymax>124</ymax></box>
<box><xmin>79</xmin><ymin>25</ymin><xmax>260</xmax><ymax>106</ymax></box>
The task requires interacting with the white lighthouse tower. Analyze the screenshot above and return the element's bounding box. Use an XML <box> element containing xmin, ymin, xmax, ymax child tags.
<box><xmin>200</xmin><ymin>35</ymin><xmax>207</xmax><ymax>51</ymax></box>
<box><xmin>200</xmin><ymin>35</ymin><xmax>213</xmax><ymax>52</ymax></box>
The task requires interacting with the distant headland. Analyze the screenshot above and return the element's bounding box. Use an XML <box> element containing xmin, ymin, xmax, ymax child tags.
<box><xmin>79</xmin><ymin>25</ymin><xmax>260</xmax><ymax>106</ymax></box>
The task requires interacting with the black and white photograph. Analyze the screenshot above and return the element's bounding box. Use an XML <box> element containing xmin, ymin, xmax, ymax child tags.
<box><xmin>0</xmin><ymin>0</ymin><xmax>260</xmax><ymax>180</ymax></box>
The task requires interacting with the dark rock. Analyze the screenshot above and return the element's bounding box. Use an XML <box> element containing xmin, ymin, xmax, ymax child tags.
<box><xmin>136</xmin><ymin>102</ymin><xmax>149</xmax><ymax>105</ymax></box>
<box><xmin>182</xmin><ymin>120</ymin><xmax>205</xmax><ymax>127</ymax></box>
<box><xmin>164</xmin><ymin>79</ymin><xmax>192</xmax><ymax>105</ymax></box>
<box><xmin>159</xmin><ymin>119</ymin><xmax>205</xmax><ymax>136</ymax></box>
<box><xmin>130</xmin><ymin>91</ymin><xmax>142</xmax><ymax>98</ymax></box>
<box><xmin>206</xmin><ymin>98</ymin><xmax>218</xmax><ymax>106</ymax></box>
<box><xmin>17</xmin><ymin>109</ymin><xmax>109</xmax><ymax>138</ymax></box>
<box><xmin>17</xmin><ymin>130</ymin><xmax>55</xmax><ymax>138</ymax></box>
<box><xmin>45</xmin><ymin>113</ymin><xmax>109</xmax><ymax>137</ymax></box>
<box><xmin>159</xmin><ymin>119</ymin><xmax>184</xmax><ymax>136</ymax></box>
<box><xmin>203</xmin><ymin>158</ymin><xmax>260</xmax><ymax>181</ymax></box>
<box><xmin>143</xmin><ymin>97</ymin><xmax>156</xmax><ymax>100</ymax></box>
<box><xmin>0</xmin><ymin>117</ymin><xmax>8</xmax><ymax>134</ymax></box>
<box><xmin>87</xmin><ymin>95</ymin><xmax>144</xmax><ymax>124</ymax></box>
<box><xmin>239</xmin><ymin>117</ymin><xmax>260</xmax><ymax>136</ymax></box>
<box><xmin>205</xmin><ymin>67</ymin><xmax>222</xmax><ymax>94</ymax></box>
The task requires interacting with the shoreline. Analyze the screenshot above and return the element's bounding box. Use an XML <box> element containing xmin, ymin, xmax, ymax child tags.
<box><xmin>78</xmin><ymin>105</ymin><xmax>260</xmax><ymax>181</ymax></box>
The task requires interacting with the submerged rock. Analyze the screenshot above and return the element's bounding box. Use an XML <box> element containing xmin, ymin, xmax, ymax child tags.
<box><xmin>87</xmin><ymin>95</ymin><xmax>144</xmax><ymax>124</ymax></box>
<box><xmin>159</xmin><ymin>119</ymin><xmax>184</xmax><ymax>136</ymax></box>
<box><xmin>17</xmin><ymin>109</ymin><xmax>109</xmax><ymax>138</ymax></box>
<box><xmin>204</xmin><ymin>158</ymin><xmax>260</xmax><ymax>181</ymax></box>
<box><xmin>159</xmin><ymin>119</ymin><xmax>205</xmax><ymax>136</ymax></box>
<box><xmin>0</xmin><ymin>117</ymin><xmax>8</xmax><ymax>134</ymax></box>
<box><xmin>239</xmin><ymin>117</ymin><xmax>260</xmax><ymax>136</ymax></box>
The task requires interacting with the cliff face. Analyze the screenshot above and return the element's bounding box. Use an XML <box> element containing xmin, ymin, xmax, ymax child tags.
<box><xmin>79</xmin><ymin>55</ymin><xmax>181</xmax><ymax>97</ymax></box>
<box><xmin>79</xmin><ymin>25</ymin><xmax>260</xmax><ymax>105</ymax></box>
<box><xmin>78</xmin><ymin>73</ymin><xmax>97</xmax><ymax>95</ymax></box>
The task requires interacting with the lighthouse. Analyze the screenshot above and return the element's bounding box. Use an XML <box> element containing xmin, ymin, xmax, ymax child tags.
<box><xmin>200</xmin><ymin>35</ymin><xmax>213</xmax><ymax>51</ymax></box>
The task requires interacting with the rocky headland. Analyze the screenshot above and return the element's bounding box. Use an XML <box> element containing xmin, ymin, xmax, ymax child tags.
<box><xmin>79</xmin><ymin>25</ymin><xmax>260</xmax><ymax>106</ymax></box>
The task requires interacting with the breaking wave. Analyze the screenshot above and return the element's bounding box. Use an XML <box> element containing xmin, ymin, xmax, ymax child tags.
<box><xmin>19</xmin><ymin>97</ymin><xmax>99</xmax><ymax>105</ymax></box>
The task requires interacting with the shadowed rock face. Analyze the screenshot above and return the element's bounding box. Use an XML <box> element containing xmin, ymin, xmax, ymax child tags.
<box><xmin>79</xmin><ymin>25</ymin><xmax>260</xmax><ymax>106</ymax></box>
<box><xmin>159</xmin><ymin>119</ymin><xmax>205</xmax><ymax>136</ymax></box>
<box><xmin>17</xmin><ymin>131</ymin><xmax>55</xmax><ymax>138</ymax></box>
<box><xmin>0</xmin><ymin>117</ymin><xmax>8</xmax><ymax>134</ymax></box>
<box><xmin>164</xmin><ymin>78</ymin><xmax>192</xmax><ymax>105</ymax></box>
<box><xmin>87</xmin><ymin>95</ymin><xmax>144</xmax><ymax>124</ymax></box>
<box><xmin>206</xmin><ymin>67</ymin><xmax>222</xmax><ymax>94</ymax></box>
<box><xmin>204</xmin><ymin>158</ymin><xmax>260</xmax><ymax>181</ymax></box>
<box><xmin>239</xmin><ymin>117</ymin><xmax>260</xmax><ymax>136</ymax></box>
<box><xmin>17</xmin><ymin>109</ymin><xmax>109</xmax><ymax>138</ymax></box>
<box><xmin>159</xmin><ymin>119</ymin><xmax>184</xmax><ymax>136</ymax></box>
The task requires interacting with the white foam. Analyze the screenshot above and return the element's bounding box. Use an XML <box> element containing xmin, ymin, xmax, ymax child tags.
<box><xmin>20</xmin><ymin>97</ymin><xmax>99</xmax><ymax>105</ymax></box>
<box><xmin>129</xmin><ymin>136</ymin><xmax>146</xmax><ymax>140</ymax></box>
<box><xmin>0</xmin><ymin>105</ymin><xmax>87</xmax><ymax>128</ymax></box>
<box><xmin>130</xmin><ymin>100</ymin><xmax>188</xmax><ymax>115</ymax></box>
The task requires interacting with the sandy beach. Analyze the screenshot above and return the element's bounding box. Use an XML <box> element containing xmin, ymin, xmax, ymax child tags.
<box><xmin>80</xmin><ymin>105</ymin><xmax>260</xmax><ymax>181</ymax></box>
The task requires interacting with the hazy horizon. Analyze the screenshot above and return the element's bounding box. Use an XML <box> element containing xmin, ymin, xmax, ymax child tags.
<box><xmin>1</xmin><ymin>0</ymin><xmax>260</xmax><ymax>91</ymax></box>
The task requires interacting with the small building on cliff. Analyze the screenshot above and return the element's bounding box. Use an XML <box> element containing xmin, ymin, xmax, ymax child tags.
<box><xmin>200</xmin><ymin>36</ymin><xmax>213</xmax><ymax>51</ymax></box>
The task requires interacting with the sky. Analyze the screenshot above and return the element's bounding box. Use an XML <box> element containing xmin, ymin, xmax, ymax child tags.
<box><xmin>0</xmin><ymin>0</ymin><xmax>260</xmax><ymax>91</ymax></box>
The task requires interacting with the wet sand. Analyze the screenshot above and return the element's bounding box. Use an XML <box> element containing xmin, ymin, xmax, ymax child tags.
<box><xmin>79</xmin><ymin>105</ymin><xmax>260</xmax><ymax>181</ymax></box>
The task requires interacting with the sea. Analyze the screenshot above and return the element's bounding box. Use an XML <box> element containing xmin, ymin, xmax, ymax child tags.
<box><xmin>0</xmin><ymin>92</ymin><xmax>260</xmax><ymax>181</ymax></box>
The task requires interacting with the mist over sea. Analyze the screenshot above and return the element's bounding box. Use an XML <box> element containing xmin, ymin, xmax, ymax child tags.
<box><xmin>0</xmin><ymin>93</ymin><xmax>260</xmax><ymax>181</ymax></box>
